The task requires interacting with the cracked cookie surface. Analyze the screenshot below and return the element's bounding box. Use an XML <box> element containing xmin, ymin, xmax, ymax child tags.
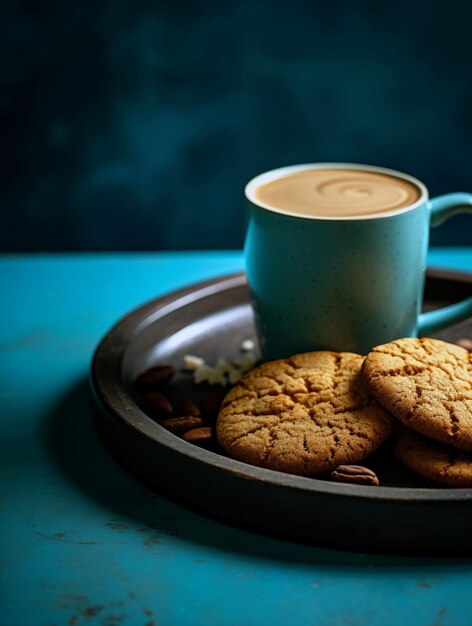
<box><xmin>362</xmin><ymin>338</ymin><xmax>472</xmax><ymax>451</ymax></box>
<box><xmin>216</xmin><ymin>351</ymin><xmax>393</xmax><ymax>476</ymax></box>
<box><xmin>393</xmin><ymin>429</ymin><xmax>472</xmax><ymax>487</ymax></box>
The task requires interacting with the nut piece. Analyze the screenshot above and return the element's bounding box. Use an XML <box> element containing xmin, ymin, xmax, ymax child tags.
<box><xmin>194</xmin><ymin>363</ymin><xmax>228</xmax><ymax>386</ymax></box>
<box><xmin>135</xmin><ymin>365</ymin><xmax>176</xmax><ymax>390</ymax></box>
<box><xmin>241</xmin><ymin>339</ymin><xmax>255</xmax><ymax>352</ymax></box>
<box><xmin>161</xmin><ymin>416</ymin><xmax>203</xmax><ymax>435</ymax></box>
<box><xmin>144</xmin><ymin>391</ymin><xmax>173</xmax><ymax>417</ymax></box>
<box><xmin>455</xmin><ymin>338</ymin><xmax>472</xmax><ymax>352</ymax></box>
<box><xmin>184</xmin><ymin>355</ymin><xmax>205</xmax><ymax>371</ymax></box>
<box><xmin>200</xmin><ymin>391</ymin><xmax>225</xmax><ymax>420</ymax></box>
<box><xmin>233</xmin><ymin>352</ymin><xmax>257</xmax><ymax>372</ymax></box>
<box><xmin>330</xmin><ymin>465</ymin><xmax>379</xmax><ymax>486</ymax></box>
<box><xmin>182</xmin><ymin>426</ymin><xmax>213</xmax><ymax>445</ymax></box>
<box><xmin>176</xmin><ymin>398</ymin><xmax>201</xmax><ymax>417</ymax></box>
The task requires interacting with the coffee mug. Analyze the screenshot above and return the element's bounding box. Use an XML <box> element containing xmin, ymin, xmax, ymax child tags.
<box><xmin>244</xmin><ymin>163</ymin><xmax>472</xmax><ymax>360</ymax></box>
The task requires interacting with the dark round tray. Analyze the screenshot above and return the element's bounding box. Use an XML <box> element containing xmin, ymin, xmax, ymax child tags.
<box><xmin>91</xmin><ymin>269</ymin><xmax>472</xmax><ymax>555</ymax></box>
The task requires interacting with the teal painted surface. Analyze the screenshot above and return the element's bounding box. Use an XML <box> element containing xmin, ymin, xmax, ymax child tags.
<box><xmin>1</xmin><ymin>250</ymin><xmax>471</xmax><ymax>626</ymax></box>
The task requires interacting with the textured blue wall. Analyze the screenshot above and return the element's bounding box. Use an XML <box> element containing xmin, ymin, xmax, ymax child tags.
<box><xmin>2</xmin><ymin>0</ymin><xmax>471</xmax><ymax>251</ymax></box>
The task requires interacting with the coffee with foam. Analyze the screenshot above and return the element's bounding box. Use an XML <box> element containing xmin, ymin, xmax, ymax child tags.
<box><xmin>254</xmin><ymin>168</ymin><xmax>421</xmax><ymax>218</ymax></box>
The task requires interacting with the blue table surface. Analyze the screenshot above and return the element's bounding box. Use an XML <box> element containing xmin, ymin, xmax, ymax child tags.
<box><xmin>1</xmin><ymin>248</ymin><xmax>472</xmax><ymax>626</ymax></box>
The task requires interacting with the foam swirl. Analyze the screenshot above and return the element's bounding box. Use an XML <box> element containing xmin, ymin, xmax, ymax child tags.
<box><xmin>255</xmin><ymin>169</ymin><xmax>420</xmax><ymax>217</ymax></box>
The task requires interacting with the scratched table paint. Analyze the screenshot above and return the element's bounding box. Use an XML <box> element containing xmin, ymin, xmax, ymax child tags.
<box><xmin>1</xmin><ymin>250</ymin><xmax>472</xmax><ymax>626</ymax></box>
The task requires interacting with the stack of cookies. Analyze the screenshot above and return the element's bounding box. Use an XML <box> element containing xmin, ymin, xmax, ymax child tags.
<box><xmin>363</xmin><ymin>338</ymin><xmax>472</xmax><ymax>487</ymax></box>
<box><xmin>216</xmin><ymin>338</ymin><xmax>472</xmax><ymax>487</ymax></box>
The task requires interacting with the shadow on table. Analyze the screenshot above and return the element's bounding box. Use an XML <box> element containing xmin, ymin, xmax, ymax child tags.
<box><xmin>43</xmin><ymin>376</ymin><xmax>469</xmax><ymax>569</ymax></box>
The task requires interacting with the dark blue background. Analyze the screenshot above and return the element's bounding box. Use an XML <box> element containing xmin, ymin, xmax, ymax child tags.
<box><xmin>2</xmin><ymin>0</ymin><xmax>471</xmax><ymax>251</ymax></box>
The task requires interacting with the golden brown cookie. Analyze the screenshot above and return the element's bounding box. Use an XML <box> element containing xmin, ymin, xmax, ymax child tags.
<box><xmin>216</xmin><ymin>351</ymin><xmax>393</xmax><ymax>476</ymax></box>
<box><xmin>362</xmin><ymin>338</ymin><xmax>472</xmax><ymax>451</ymax></box>
<box><xmin>393</xmin><ymin>428</ymin><xmax>472</xmax><ymax>488</ymax></box>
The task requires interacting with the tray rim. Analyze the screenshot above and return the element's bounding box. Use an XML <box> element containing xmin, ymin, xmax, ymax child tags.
<box><xmin>91</xmin><ymin>268</ymin><xmax>472</xmax><ymax>503</ymax></box>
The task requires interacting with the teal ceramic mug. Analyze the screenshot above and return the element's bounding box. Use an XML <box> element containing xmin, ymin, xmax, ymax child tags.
<box><xmin>244</xmin><ymin>163</ymin><xmax>472</xmax><ymax>360</ymax></box>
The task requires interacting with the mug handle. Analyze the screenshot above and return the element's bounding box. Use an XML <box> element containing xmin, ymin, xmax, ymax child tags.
<box><xmin>417</xmin><ymin>193</ymin><xmax>472</xmax><ymax>336</ymax></box>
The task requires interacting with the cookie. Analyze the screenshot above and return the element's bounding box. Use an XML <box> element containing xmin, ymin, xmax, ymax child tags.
<box><xmin>362</xmin><ymin>338</ymin><xmax>472</xmax><ymax>451</ymax></box>
<box><xmin>393</xmin><ymin>428</ymin><xmax>472</xmax><ymax>488</ymax></box>
<box><xmin>216</xmin><ymin>351</ymin><xmax>393</xmax><ymax>476</ymax></box>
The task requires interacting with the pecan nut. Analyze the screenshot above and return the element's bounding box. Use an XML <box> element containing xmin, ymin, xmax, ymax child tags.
<box><xmin>144</xmin><ymin>391</ymin><xmax>173</xmax><ymax>417</ymax></box>
<box><xmin>330</xmin><ymin>464</ymin><xmax>379</xmax><ymax>486</ymax></box>
<box><xmin>135</xmin><ymin>364</ymin><xmax>176</xmax><ymax>390</ymax></box>
<box><xmin>161</xmin><ymin>416</ymin><xmax>203</xmax><ymax>435</ymax></box>
<box><xmin>176</xmin><ymin>398</ymin><xmax>201</xmax><ymax>417</ymax></box>
<box><xmin>200</xmin><ymin>391</ymin><xmax>224</xmax><ymax>420</ymax></box>
<box><xmin>182</xmin><ymin>426</ymin><xmax>213</xmax><ymax>445</ymax></box>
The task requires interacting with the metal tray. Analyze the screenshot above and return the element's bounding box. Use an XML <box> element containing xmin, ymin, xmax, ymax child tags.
<box><xmin>91</xmin><ymin>269</ymin><xmax>472</xmax><ymax>555</ymax></box>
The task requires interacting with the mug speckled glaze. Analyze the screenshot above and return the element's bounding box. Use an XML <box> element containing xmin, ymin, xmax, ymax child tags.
<box><xmin>244</xmin><ymin>163</ymin><xmax>472</xmax><ymax>360</ymax></box>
